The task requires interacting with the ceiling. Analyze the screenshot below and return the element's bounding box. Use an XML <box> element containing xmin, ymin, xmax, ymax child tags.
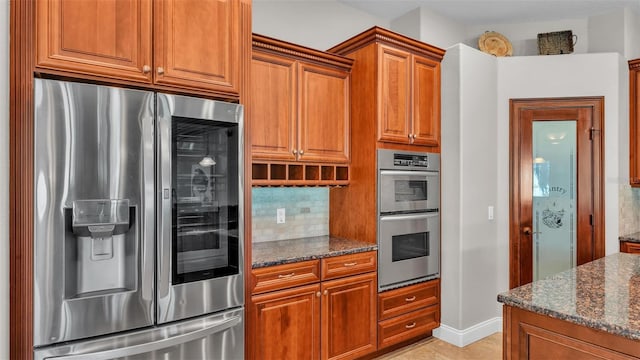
<box><xmin>338</xmin><ymin>0</ymin><xmax>640</xmax><ymax>25</ymax></box>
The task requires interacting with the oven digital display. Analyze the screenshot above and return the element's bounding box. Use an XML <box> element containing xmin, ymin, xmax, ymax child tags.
<box><xmin>393</xmin><ymin>154</ymin><xmax>429</xmax><ymax>167</ymax></box>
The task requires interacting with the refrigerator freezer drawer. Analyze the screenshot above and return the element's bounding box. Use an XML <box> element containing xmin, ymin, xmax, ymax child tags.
<box><xmin>33</xmin><ymin>308</ymin><xmax>244</xmax><ymax>360</ymax></box>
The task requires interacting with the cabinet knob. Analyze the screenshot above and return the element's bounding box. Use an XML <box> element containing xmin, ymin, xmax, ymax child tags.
<box><xmin>412</xmin><ymin>134</ymin><xmax>417</xmax><ymax>139</ymax></box>
<box><xmin>292</xmin><ymin>149</ymin><xmax>297</xmax><ymax>155</ymax></box>
<box><xmin>316</xmin><ymin>291</ymin><xmax>321</xmax><ymax>298</ymax></box>
<box><xmin>157</xmin><ymin>67</ymin><xmax>165</xmax><ymax>75</ymax></box>
<box><xmin>323</xmin><ymin>290</ymin><xmax>328</xmax><ymax>296</ymax></box>
<box><xmin>142</xmin><ymin>65</ymin><xmax>151</xmax><ymax>74</ymax></box>
<box><xmin>299</xmin><ymin>150</ymin><xmax>304</xmax><ymax>155</ymax></box>
<box><xmin>408</xmin><ymin>134</ymin><xmax>412</xmax><ymax>139</ymax></box>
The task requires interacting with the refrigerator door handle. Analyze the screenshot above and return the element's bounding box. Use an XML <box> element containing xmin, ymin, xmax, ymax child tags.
<box><xmin>156</xmin><ymin>93</ymin><xmax>173</xmax><ymax>320</ymax></box>
<box><xmin>43</xmin><ymin>315</ymin><xmax>241</xmax><ymax>360</ymax></box>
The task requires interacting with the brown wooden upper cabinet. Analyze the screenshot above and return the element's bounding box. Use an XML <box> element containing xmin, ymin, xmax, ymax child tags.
<box><xmin>250</xmin><ymin>34</ymin><xmax>353</xmax><ymax>164</ymax></box>
<box><xmin>629</xmin><ymin>59</ymin><xmax>640</xmax><ymax>186</ymax></box>
<box><xmin>36</xmin><ymin>0</ymin><xmax>245</xmax><ymax>98</ymax></box>
<box><xmin>329</xmin><ymin>27</ymin><xmax>445</xmax><ymax>149</ymax></box>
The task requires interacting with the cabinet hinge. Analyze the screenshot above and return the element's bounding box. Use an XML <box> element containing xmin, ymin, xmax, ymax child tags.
<box><xmin>589</xmin><ymin>127</ymin><xmax>601</xmax><ymax>140</ymax></box>
<box><xmin>590</xmin><ymin>214</ymin><xmax>594</xmax><ymax>226</ymax></box>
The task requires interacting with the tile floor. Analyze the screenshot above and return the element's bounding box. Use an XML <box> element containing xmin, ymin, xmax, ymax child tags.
<box><xmin>376</xmin><ymin>332</ymin><xmax>502</xmax><ymax>360</ymax></box>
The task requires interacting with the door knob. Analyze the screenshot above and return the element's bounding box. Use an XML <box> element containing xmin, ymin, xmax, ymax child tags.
<box><xmin>523</xmin><ymin>227</ymin><xmax>532</xmax><ymax>235</ymax></box>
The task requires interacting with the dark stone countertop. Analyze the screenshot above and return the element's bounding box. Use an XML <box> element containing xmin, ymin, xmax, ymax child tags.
<box><xmin>498</xmin><ymin>253</ymin><xmax>640</xmax><ymax>340</ymax></box>
<box><xmin>252</xmin><ymin>236</ymin><xmax>377</xmax><ymax>269</ymax></box>
<box><xmin>620</xmin><ymin>232</ymin><xmax>640</xmax><ymax>243</ymax></box>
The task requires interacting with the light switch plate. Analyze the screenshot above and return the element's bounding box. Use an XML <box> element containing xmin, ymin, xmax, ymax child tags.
<box><xmin>277</xmin><ymin>208</ymin><xmax>286</xmax><ymax>224</ymax></box>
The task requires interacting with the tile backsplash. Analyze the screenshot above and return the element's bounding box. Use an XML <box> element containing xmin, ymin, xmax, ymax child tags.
<box><xmin>252</xmin><ymin>187</ymin><xmax>329</xmax><ymax>243</ymax></box>
<box><xmin>619</xmin><ymin>184</ymin><xmax>640</xmax><ymax>236</ymax></box>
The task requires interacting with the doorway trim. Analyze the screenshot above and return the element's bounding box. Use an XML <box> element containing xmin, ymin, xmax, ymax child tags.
<box><xmin>509</xmin><ymin>97</ymin><xmax>605</xmax><ymax>289</ymax></box>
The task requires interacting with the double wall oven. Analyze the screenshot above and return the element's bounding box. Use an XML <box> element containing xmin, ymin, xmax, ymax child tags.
<box><xmin>33</xmin><ymin>79</ymin><xmax>244</xmax><ymax>359</ymax></box>
<box><xmin>377</xmin><ymin>149</ymin><xmax>440</xmax><ymax>291</ymax></box>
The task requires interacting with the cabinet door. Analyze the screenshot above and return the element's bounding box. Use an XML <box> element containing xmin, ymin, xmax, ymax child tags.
<box><xmin>377</xmin><ymin>45</ymin><xmax>411</xmax><ymax>144</ymax></box>
<box><xmin>154</xmin><ymin>0</ymin><xmax>240</xmax><ymax>95</ymax></box>
<box><xmin>250</xmin><ymin>52</ymin><xmax>298</xmax><ymax>161</ymax></box>
<box><xmin>412</xmin><ymin>55</ymin><xmax>441</xmax><ymax>146</ymax></box>
<box><xmin>36</xmin><ymin>0</ymin><xmax>152</xmax><ymax>83</ymax></box>
<box><xmin>298</xmin><ymin>62</ymin><xmax>351</xmax><ymax>163</ymax></box>
<box><xmin>321</xmin><ymin>273</ymin><xmax>376</xmax><ymax>360</ymax></box>
<box><xmin>630</xmin><ymin>68</ymin><xmax>640</xmax><ymax>186</ymax></box>
<box><xmin>251</xmin><ymin>284</ymin><xmax>321</xmax><ymax>360</ymax></box>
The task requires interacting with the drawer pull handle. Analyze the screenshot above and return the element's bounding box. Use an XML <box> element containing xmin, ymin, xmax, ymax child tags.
<box><xmin>278</xmin><ymin>272</ymin><xmax>295</xmax><ymax>279</ymax></box>
<box><xmin>344</xmin><ymin>262</ymin><xmax>358</xmax><ymax>267</ymax></box>
<box><xmin>405</xmin><ymin>322</ymin><xmax>417</xmax><ymax>329</ymax></box>
<box><xmin>405</xmin><ymin>296</ymin><xmax>417</xmax><ymax>302</ymax></box>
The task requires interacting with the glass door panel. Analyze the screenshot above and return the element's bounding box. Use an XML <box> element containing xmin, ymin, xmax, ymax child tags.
<box><xmin>532</xmin><ymin>121</ymin><xmax>576</xmax><ymax>281</ymax></box>
<box><xmin>172</xmin><ymin>117</ymin><xmax>239</xmax><ymax>284</ymax></box>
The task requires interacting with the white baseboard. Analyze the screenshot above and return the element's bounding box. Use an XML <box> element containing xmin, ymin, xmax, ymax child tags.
<box><xmin>433</xmin><ymin>317</ymin><xmax>502</xmax><ymax>347</ymax></box>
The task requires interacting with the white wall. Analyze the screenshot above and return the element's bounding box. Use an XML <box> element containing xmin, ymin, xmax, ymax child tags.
<box><xmin>588</xmin><ymin>9</ymin><xmax>626</xmax><ymax>55</ymax></box>
<box><xmin>417</xmin><ymin>7</ymin><xmax>468</xmax><ymax>51</ymax></box>
<box><xmin>496</xmin><ymin>53</ymin><xmax>627</xmax><ymax>295</ymax></box>
<box><xmin>624</xmin><ymin>8</ymin><xmax>640</xmax><ymax>59</ymax></box>
<box><xmin>1</xmin><ymin>0</ymin><xmax>9</xmax><ymax>358</ymax></box>
<box><xmin>253</xmin><ymin>1</ymin><xmax>389</xmax><ymax>50</ymax></box>
<box><xmin>390</xmin><ymin>7</ymin><xmax>420</xmax><ymax>40</ymax></box>
<box><xmin>438</xmin><ymin>44</ymin><xmax>500</xmax><ymax>346</ymax></box>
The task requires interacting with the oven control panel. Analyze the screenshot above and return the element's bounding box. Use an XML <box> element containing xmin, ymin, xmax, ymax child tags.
<box><xmin>393</xmin><ymin>154</ymin><xmax>429</xmax><ymax>167</ymax></box>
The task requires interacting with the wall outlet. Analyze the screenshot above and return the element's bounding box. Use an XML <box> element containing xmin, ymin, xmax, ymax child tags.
<box><xmin>488</xmin><ymin>206</ymin><xmax>494</xmax><ymax>220</ymax></box>
<box><xmin>277</xmin><ymin>208</ymin><xmax>286</xmax><ymax>224</ymax></box>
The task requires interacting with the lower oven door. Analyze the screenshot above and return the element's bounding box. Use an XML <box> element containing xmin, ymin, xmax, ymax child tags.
<box><xmin>378</xmin><ymin>212</ymin><xmax>440</xmax><ymax>291</ymax></box>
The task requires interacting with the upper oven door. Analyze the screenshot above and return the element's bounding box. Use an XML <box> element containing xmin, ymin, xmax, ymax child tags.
<box><xmin>379</xmin><ymin>170</ymin><xmax>439</xmax><ymax>213</ymax></box>
<box><xmin>157</xmin><ymin>93</ymin><xmax>244</xmax><ymax>324</ymax></box>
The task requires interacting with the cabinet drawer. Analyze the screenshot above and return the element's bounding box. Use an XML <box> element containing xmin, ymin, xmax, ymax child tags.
<box><xmin>378</xmin><ymin>279</ymin><xmax>440</xmax><ymax>321</ymax></box>
<box><xmin>621</xmin><ymin>241</ymin><xmax>640</xmax><ymax>254</ymax></box>
<box><xmin>321</xmin><ymin>251</ymin><xmax>377</xmax><ymax>280</ymax></box>
<box><xmin>378</xmin><ymin>305</ymin><xmax>440</xmax><ymax>349</ymax></box>
<box><xmin>251</xmin><ymin>260</ymin><xmax>320</xmax><ymax>294</ymax></box>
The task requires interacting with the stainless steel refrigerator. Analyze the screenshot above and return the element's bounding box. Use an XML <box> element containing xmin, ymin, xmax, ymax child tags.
<box><xmin>33</xmin><ymin>79</ymin><xmax>244</xmax><ymax>359</ymax></box>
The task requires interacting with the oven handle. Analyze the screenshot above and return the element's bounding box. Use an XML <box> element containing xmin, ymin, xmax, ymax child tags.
<box><xmin>380</xmin><ymin>213</ymin><xmax>439</xmax><ymax>222</ymax></box>
<box><xmin>379</xmin><ymin>170</ymin><xmax>438</xmax><ymax>177</ymax></box>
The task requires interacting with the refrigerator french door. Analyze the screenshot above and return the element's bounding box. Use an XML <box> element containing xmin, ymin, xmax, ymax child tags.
<box><xmin>33</xmin><ymin>79</ymin><xmax>244</xmax><ymax>359</ymax></box>
<box><xmin>156</xmin><ymin>93</ymin><xmax>244</xmax><ymax>323</ymax></box>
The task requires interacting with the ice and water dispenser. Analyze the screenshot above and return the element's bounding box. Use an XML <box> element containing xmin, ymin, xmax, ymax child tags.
<box><xmin>67</xmin><ymin>199</ymin><xmax>136</xmax><ymax>297</ymax></box>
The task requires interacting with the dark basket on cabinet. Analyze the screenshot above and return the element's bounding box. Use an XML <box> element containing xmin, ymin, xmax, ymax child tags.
<box><xmin>537</xmin><ymin>30</ymin><xmax>576</xmax><ymax>55</ymax></box>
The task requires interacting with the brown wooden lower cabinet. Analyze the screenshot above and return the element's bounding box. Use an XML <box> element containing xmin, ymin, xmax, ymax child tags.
<box><xmin>503</xmin><ymin>305</ymin><xmax>640</xmax><ymax>359</ymax></box>
<box><xmin>251</xmin><ymin>284</ymin><xmax>321</xmax><ymax>360</ymax></box>
<box><xmin>322</xmin><ymin>273</ymin><xmax>377</xmax><ymax>360</ymax></box>
<box><xmin>249</xmin><ymin>253</ymin><xmax>377</xmax><ymax>360</ymax></box>
<box><xmin>620</xmin><ymin>241</ymin><xmax>640</xmax><ymax>254</ymax></box>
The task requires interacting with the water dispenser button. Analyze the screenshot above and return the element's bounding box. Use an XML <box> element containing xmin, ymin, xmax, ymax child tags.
<box><xmin>91</xmin><ymin>237</ymin><xmax>114</xmax><ymax>261</ymax></box>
